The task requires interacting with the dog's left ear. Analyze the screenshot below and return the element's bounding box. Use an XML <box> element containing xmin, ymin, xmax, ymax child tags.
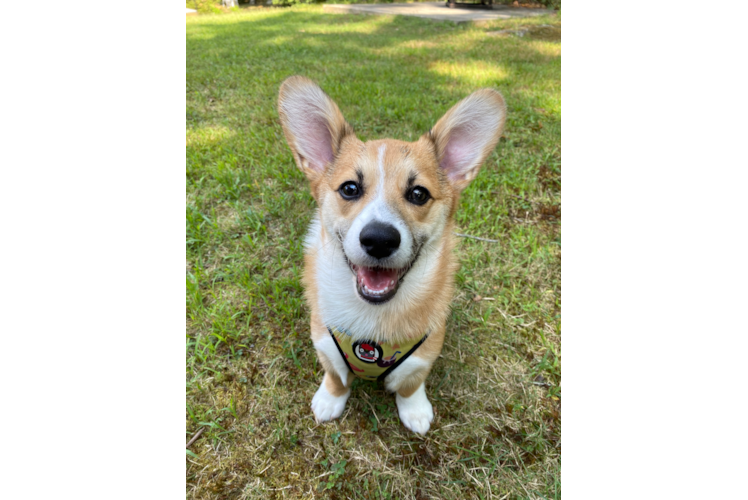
<box><xmin>428</xmin><ymin>89</ymin><xmax>506</xmax><ymax>192</ymax></box>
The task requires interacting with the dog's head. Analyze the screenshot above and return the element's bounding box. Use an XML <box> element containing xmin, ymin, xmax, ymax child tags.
<box><xmin>278</xmin><ymin>76</ymin><xmax>506</xmax><ymax>305</ymax></box>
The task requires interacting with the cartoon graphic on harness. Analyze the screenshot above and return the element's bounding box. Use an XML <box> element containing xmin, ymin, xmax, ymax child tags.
<box><xmin>351</xmin><ymin>339</ymin><xmax>402</xmax><ymax>367</ymax></box>
<box><xmin>377</xmin><ymin>350</ymin><xmax>402</xmax><ymax>368</ymax></box>
<box><xmin>352</xmin><ymin>340</ymin><xmax>382</xmax><ymax>364</ymax></box>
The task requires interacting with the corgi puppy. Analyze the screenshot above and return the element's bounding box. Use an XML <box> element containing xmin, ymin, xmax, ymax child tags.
<box><xmin>278</xmin><ymin>76</ymin><xmax>506</xmax><ymax>434</ymax></box>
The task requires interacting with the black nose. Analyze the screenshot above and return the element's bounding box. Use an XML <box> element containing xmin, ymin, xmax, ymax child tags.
<box><xmin>360</xmin><ymin>221</ymin><xmax>401</xmax><ymax>259</ymax></box>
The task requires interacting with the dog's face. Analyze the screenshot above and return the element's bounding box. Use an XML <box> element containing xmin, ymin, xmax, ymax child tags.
<box><xmin>318</xmin><ymin>137</ymin><xmax>453</xmax><ymax>304</ymax></box>
<box><xmin>278</xmin><ymin>76</ymin><xmax>506</xmax><ymax>305</ymax></box>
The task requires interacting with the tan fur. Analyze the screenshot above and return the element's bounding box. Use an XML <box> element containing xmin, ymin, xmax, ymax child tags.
<box><xmin>323</xmin><ymin>371</ymin><xmax>353</xmax><ymax>397</ymax></box>
<box><xmin>278</xmin><ymin>76</ymin><xmax>506</xmax><ymax>430</ymax></box>
<box><xmin>397</xmin><ymin>376</ymin><xmax>428</xmax><ymax>399</ymax></box>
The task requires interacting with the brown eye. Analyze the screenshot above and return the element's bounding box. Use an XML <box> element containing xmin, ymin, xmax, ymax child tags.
<box><xmin>339</xmin><ymin>181</ymin><xmax>361</xmax><ymax>200</ymax></box>
<box><xmin>406</xmin><ymin>186</ymin><xmax>430</xmax><ymax>206</ymax></box>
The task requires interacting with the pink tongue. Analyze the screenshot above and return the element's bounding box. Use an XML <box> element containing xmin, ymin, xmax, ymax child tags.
<box><xmin>357</xmin><ymin>267</ymin><xmax>398</xmax><ymax>291</ymax></box>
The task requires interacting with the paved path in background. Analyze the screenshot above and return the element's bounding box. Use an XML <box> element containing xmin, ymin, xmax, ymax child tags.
<box><xmin>323</xmin><ymin>2</ymin><xmax>553</xmax><ymax>23</ymax></box>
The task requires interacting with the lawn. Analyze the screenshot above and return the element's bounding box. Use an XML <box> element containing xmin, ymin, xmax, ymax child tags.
<box><xmin>187</xmin><ymin>5</ymin><xmax>560</xmax><ymax>499</ymax></box>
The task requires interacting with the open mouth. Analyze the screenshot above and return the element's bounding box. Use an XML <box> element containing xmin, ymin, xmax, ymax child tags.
<box><xmin>344</xmin><ymin>252</ymin><xmax>419</xmax><ymax>305</ymax></box>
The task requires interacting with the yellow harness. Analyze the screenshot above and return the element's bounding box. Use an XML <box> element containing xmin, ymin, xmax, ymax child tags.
<box><xmin>328</xmin><ymin>326</ymin><xmax>429</xmax><ymax>381</ymax></box>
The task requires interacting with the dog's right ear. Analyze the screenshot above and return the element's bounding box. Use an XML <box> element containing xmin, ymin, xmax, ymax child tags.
<box><xmin>278</xmin><ymin>76</ymin><xmax>354</xmax><ymax>180</ymax></box>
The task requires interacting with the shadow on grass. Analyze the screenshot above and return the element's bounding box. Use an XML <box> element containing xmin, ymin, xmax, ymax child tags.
<box><xmin>187</xmin><ymin>9</ymin><xmax>559</xmax><ymax>134</ymax></box>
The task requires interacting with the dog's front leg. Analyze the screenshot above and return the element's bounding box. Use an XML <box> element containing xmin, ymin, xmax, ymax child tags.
<box><xmin>311</xmin><ymin>369</ymin><xmax>352</xmax><ymax>423</ymax></box>
<box><xmin>311</xmin><ymin>333</ymin><xmax>354</xmax><ymax>423</ymax></box>
<box><xmin>385</xmin><ymin>356</ymin><xmax>434</xmax><ymax>435</ymax></box>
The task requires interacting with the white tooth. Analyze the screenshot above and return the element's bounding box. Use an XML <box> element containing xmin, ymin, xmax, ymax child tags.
<box><xmin>384</xmin><ymin>286</ymin><xmax>389</xmax><ymax>292</ymax></box>
<box><xmin>390</xmin><ymin>280</ymin><xmax>394</xmax><ymax>285</ymax></box>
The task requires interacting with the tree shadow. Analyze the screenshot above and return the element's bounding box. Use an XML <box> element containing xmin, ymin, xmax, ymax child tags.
<box><xmin>187</xmin><ymin>8</ymin><xmax>559</xmax><ymax>141</ymax></box>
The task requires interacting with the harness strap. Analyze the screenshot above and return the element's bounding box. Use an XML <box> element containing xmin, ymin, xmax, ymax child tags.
<box><xmin>328</xmin><ymin>326</ymin><xmax>354</xmax><ymax>375</ymax></box>
<box><xmin>375</xmin><ymin>333</ymin><xmax>428</xmax><ymax>382</ymax></box>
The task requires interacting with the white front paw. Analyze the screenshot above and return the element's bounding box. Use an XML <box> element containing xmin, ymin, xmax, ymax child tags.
<box><xmin>311</xmin><ymin>382</ymin><xmax>351</xmax><ymax>423</ymax></box>
<box><xmin>396</xmin><ymin>383</ymin><xmax>434</xmax><ymax>435</ymax></box>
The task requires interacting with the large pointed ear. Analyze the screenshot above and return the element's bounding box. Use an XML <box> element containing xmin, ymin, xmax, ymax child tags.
<box><xmin>428</xmin><ymin>89</ymin><xmax>506</xmax><ymax>191</ymax></box>
<box><xmin>278</xmin><ymin>76</ymin><xmax>355</xmax><ymax>180</ymax></box>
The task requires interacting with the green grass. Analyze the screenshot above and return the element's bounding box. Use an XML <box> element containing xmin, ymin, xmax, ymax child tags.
<box><xmin>187</xmin><ymin>6</ymin><xmax>560</xmax><ymax>499</ymax></box>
